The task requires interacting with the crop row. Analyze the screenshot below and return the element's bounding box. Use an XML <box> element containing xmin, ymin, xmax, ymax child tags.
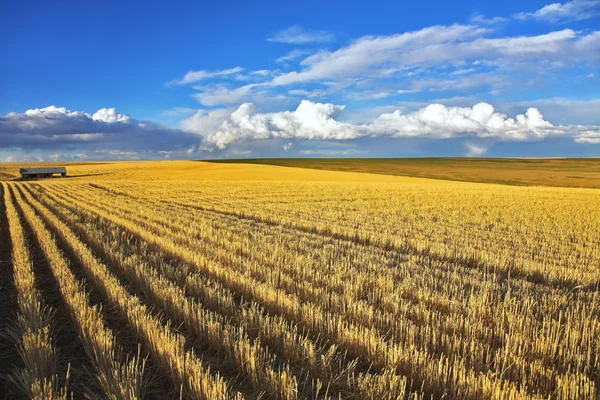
<box><xmin>26</xmin><ymin>181</ymin><xmax>599</xmax><ymax>399</ymax></box>
<box><xmin>3</xmin><ymin>176</ymin><xmax>598</xmax><ymax>399</ymax></box>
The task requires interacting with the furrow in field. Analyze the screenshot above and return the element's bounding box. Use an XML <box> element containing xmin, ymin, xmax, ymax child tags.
<box><xmin>72</xmin><ymin>182</ymin><xmax>600</xmax><ymax>396</ymax></box>
<box><xmin>2</xmin><ymin>183</ymin><xmax>68</xmax><ymax>399</ymax></box>
<box><xmin>13</xmin><ymin>184</ymin><xmax>232</xmax><ymax>400</ymax></box>
<box><xmin>33</xmin><ymin>184</ymin><xmax>545</xmax><ymax>399</ymax></box>
<box><xmin>31</xmin><ymin>186</ymin><xmax>303</xmax><ymax>399</ymax></box>
<box><xmin>168</xmin><ymin>193</ymin><xmax>599</xmax><ymax>288</ymax></box>
<box><xmin>85</xmin><ymin>184</ymin><xmax>595</xmax><ymax>360</ymax></box>
<box><xmin>38</xmin><ymin>182</ymin><xmax>600</xmax><ymax>390</ymax></box>
<box><xmin>178</xmin><ymin>183</ymin><xmax>599</xmax><ymax>271</ymax></box>
<box><xmin>37</xmin><ymin>184</ymin><xmax>454</xmax><ymax>396</ymax></box>
<box><xmin>40</xmin><ymin>183</ymin><xmax>506</xmax><ymax>373</ymax></box>
<box><xmin>9</xmin><ymin>183</ymin><xmax>145</xmax><ymax>400</ymax></box>
<box><xmin>42</xmin><ymin>182</ymin><xmax>504</xmax><ymax>345</ymax></box>
<box><xmin>0</xmin><ymin>185</ymin><xmax>25</xmax><ymax>399</ymax></box>
<box><xmin>7</xmin><ymin>186</ymin><xmax>129</xmax><ymax>398</ymax></box>
<box><xmin>78</xmin><ymin>182</ymin><xmax>595</xmax><ymax>309</ymax></box>
<box><xmin>49</xmin><ymin>183</ymin><xmax>465</xmax><ymax>325</ymax></box>
<box><xmin>32</xmin><ymin>182</ymin><xmax>413</xmax><ymax>399</ymax></box>
<box><xmin>89</xmin><ymin>182</ymin><xmax>594</xmax><ymax>289</ymax></box>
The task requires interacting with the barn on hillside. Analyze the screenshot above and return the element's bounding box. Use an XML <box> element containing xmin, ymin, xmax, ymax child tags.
<box><xmin>20</xmin><ymin>167</ymin><xmax>67</xmax><ymax>179</ymax></box>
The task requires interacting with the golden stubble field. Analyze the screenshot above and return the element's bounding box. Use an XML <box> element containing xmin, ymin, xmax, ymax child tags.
<box><xmin>0</xmin><ymin>160</ymin><xmax>598</xmax><ymax>399</ymax></box>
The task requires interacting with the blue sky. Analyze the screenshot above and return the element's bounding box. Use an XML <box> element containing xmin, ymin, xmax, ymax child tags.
<box><xmin>1</xmin><ymin>0</ymin><xmax>599</xmax><ymax>161</ymax></box>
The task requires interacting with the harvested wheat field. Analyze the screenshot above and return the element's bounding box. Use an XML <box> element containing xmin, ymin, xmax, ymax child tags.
<box><xmin>0</xmin><ymin>160</ymin><xmax>598</xmax><ymax>399</ymax></box>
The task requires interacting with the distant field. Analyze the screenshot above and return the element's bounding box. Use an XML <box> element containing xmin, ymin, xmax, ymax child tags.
<box><xmin>209</xmin><ymin>158</ymin><xmax>600</xmax><ymax>188</ymax></box>
<box><xmin>0</xmin><ymin>162</ymin><xmax>109</xmax><ymax>181</ymax></box>
<box><xmin>0</xmin><ymin>161</ymin><xmax>599</xmax><ymax>399</ymax></box>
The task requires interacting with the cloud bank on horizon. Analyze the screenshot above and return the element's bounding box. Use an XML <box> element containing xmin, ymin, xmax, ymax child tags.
<box><xmin>1</xmin><ymin>0</ymin><xmax>599</xmax><ymax>161</ymax></box>
<box><xmin>0</xmin><ymin>106</ymin><xmax>199</xmax><ymax>161</ymax></box>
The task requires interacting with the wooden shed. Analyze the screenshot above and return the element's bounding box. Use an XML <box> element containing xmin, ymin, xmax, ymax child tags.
<box><xmin>20</xmin><ymin>167</ymin><xmax>67</xmax><ymax>179</ymax></box>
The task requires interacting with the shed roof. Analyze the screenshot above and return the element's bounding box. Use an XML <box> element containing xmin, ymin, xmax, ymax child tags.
<box><xmin>20</xmin><ymin>167</ymin><xmax>67</xmax><ymax>174</ymax></box>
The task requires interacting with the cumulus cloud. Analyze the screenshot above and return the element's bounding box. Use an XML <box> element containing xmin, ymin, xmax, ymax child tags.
<box><xmin>3</xmin><ymin>99</ymin><xmax>599</xmax><ymax>161</ymax></box>
<box><xmin>22</xmin><ymin>106</ymin><xmax>87</xmax><ymax>119</ymax></box>
<box><xmin>1</xmin><ymin>105</ymin><xmax>199</xmax><ymax>158</ymax></box>
<box><xmin>170</xmin><ymin>67</ymin><xmax>244</xmax><ymax>85</ymax></box>
<box><xmin>372</xmin><ymin>103</ymin><xmax>555</xmax><ymax>140</ymax></box>
<box><xmin>92</xmin><ymin>108</ymin><xmax>131</xmax><ymax>123</ymax></box>
<box><xmin>574</xmin><ymin>130</ymin><xmax>600</xmax><ymax>143</ymax></box>
<box><xmin>268</xmin><ymin>26</ymin><xmax>334</xmax><ymax>44</ymax></box>
<box><xmin>515</xmin><ymin>0</ymin><xmax>600</xmax><ymax>22</ymax></box>
<box><xmin>180</xmin><ymin>108</ymin><xmax>234</xmax><ymax>135</ymax></box>
<box><xmin>182</xmin><ymin>100</ymin><xmax>360</xmax><ymax>149</ymax></box>
<box><xmin>180</xmin><ymin>100</ymin><xmax>598</xmax><ymax>150</ymax></box>
<box><xmin>502</xmin><ymin>98</ymin><xmax>600</xmax><ymax>125</ymax></box>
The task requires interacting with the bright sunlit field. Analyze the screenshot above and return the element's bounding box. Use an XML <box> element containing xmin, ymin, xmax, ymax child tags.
<box><xmin>0</xmin><ymin>160</ymin><xmax>598</xmax><ymax>399</ymax></box>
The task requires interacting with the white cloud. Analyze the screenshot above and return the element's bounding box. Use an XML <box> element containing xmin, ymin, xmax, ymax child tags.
<box><xmin>346</xmin><ymin>90</ymin><xmax>393</xmax><ymax>100</ymax></box>
<box><xmin>180</xmin><ymin>100</ymin><xmax>598</xmax><ymax>150</ymax></box>
<box><xmin>464</xmin><ymin>142</ymin><xmax>488</xmax><ymax>156</ymax></box>
<box><xmin>515</xmin><ymin>0</ymin><xmax>600</xmax><ymax>22</ymax></box>
<box><xmin>503</xmin><ymin>97</ymin><xmax>600</xmax><ymax>125</ymax></box>
<box><xmin>92</xmin><ymin>108</ymin><xmax>131</xmax><ymax>123</ymax></box>
<box><xmin>288</xmin><ymin>89</ymin><xmax>326</xmax><ymax>98</ymax></box>
<box><xmin>182</xmin><ymin>100</ymin><xmax>360</xmax><ymax>149</ymax></box>
<box><xmin>469</xmin><ymin>13</ymin><xmax>507</xmax><ymax>25</ymax></box>
<box><xmin>250</xmin><ymin>70</ymin><xmax>271</xmax><ymax>76</ymax></box>
<box><xmin>450</xmin><ymin>68</ymin><xmax>476</xmax><ymax>76</ymax></box>
<box><xmin>232</xmin><ymin>70</ymin><xmax>274</xmax><ymax>82</ymax></box>
<box><xmin>276</xmin><ymin>49</ymin><xmax>311</xmax><ymax>63</ymax></box>
<box><xmin>270</xmin><ymin>26</ymin><xmax>598</xmax><ymax>87</ymax></box>
<box><xmin>574</xmin><ymin>130</ymin><xmax>600</xmax><ymax>143</ymax></box>
<box><xmin>268</xmin><ymin>25</ymin><xmax>334</xmax><ymax>44</ymax></box>
<box><xmin>169</xmin><ymin>17</ymin><xmax>599</xmax><ymax>111</ymax></box>
<box><xmin>373</xmin><ymin>103</ymin><xmax>555</xmax><ymax>140</ymax></box>
<box><xmin>180</xmin><ymin>108</ymin><xmax>233</xmax><ymax>135</ymax></box>
<box><xmin>283</xmin><ymin>142</ymin><xmax>293</xmax><ymax>152</ymax></box>
<box><xmin>171</xmin><ymin>67</ymin><xmax>244</xmax><ymax>85</ymax></box>
<box><xmin>192</xmin><ymin>84</ymin><xmax>259</xmax><ymax>106</ymax></box>
<box><xmin>23</xmin><ymin>106</ymin><xmax>89</xmax><ymax>119</ymax></box>
<box><xmin>1</xmin><ymin>105</ymin><xmax>200</xmax><ymax>156</ymax></box>
<box><xmin>271</xmin><ymin>25</ymin><xmax>485</xmax><ymax>85</ymax></box>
